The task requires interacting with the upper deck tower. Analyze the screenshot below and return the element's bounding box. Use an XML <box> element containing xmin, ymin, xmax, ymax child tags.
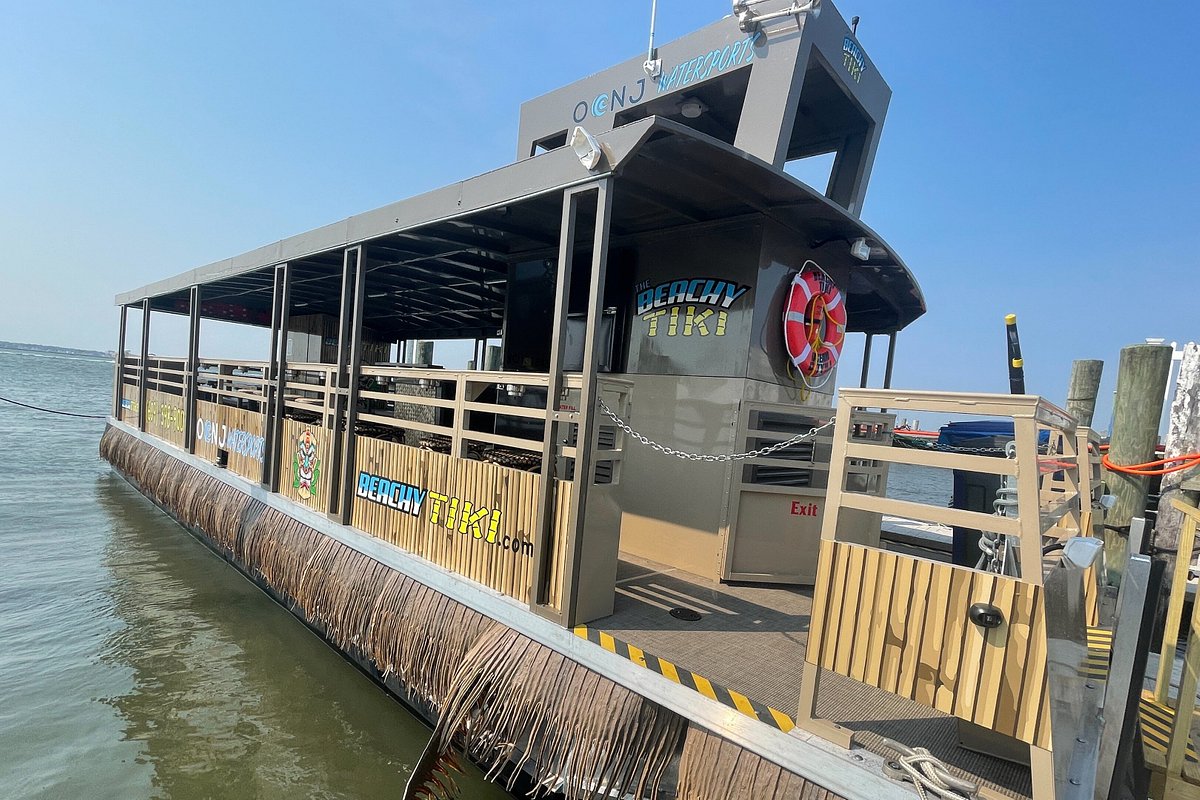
<box><xmin>518</xmin><ymin>0</ymin><xmax>888</xmax><ymax>216</ymax></box>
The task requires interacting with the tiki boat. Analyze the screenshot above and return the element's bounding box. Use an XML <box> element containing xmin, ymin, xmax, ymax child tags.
<box><xmin>101</xmin><ymin>2</ymin><xmax>1186</xmax><ymax>799</ymax></box>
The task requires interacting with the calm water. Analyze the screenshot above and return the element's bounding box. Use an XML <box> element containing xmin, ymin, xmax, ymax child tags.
<box><xmin>887</xmin><ymin>462</ymin><xmax>953</xmax><ymax>509</ymax></box>
<box><xmin>0</xmin><ymin>348</ymin><xmax>953</xmax><ymax>799</ymax></box>
<box><xmin>0</xmin><ymin>349</ymin><xmax>510</xmax><ymax>800</ymax></box>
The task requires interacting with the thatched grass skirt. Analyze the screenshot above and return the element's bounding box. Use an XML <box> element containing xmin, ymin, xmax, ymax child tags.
<box><xmin>101</xmin><ymin>425</ymin><xmax>835</xmax><ymax>800</ymax></box>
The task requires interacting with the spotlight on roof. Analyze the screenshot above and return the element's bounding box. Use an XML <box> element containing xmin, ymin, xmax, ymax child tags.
<box><xmin>850</xmin><ymin>238</ymin><xmax>872</xmax><ymax>261</ymax></box>
<box><xmin>734</xmin><ymin>0</ymin><xmax>821</xmax><ymax>33</ymax></box>
<box><xmin>569</xmin><ymin>126</ymin><xmax>604</xmax><ymax>170</ymax></box>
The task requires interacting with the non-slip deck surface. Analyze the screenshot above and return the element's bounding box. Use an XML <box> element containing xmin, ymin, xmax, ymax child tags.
<box><xmin>597</xmin><ymin>553</ymin><xmax>1033</xmax><ymax>800</ymax></box>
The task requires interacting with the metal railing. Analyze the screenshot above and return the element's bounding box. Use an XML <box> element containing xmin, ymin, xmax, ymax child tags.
<box><xmin>1151</xmin><ymin>498</ymin><xmax>1200</xmax><ymax>794</ymax></box>
<box><xmin>118</xmin><ymin>355</ymin><xmax>631</xmax><ymax>609</ymax></box>
<box><xmin>799</xmin><ymin>389</ymin><xmax>1089</xmax><ymax>800</ymax></box>
<box><xmin>824</xmin><ymin>389</ymin><xmax>1085</xmax><ymax>575</ymax></box>
<box><xmin>121</xmin><ymin>356</ymin><xmax>632</xmax><ymax>473</ymax></box>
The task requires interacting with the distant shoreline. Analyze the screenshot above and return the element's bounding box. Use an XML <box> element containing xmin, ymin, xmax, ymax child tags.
<box><xmin>0</xmin><ymin>341</ymin><xmax>113</xmax><ymax>360</ymax></box>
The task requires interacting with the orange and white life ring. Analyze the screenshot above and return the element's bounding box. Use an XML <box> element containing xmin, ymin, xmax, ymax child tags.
<box><xmin>783</xmin><ymin>264</ymin><xmax>846</xmax><ymax>378</ymax></box>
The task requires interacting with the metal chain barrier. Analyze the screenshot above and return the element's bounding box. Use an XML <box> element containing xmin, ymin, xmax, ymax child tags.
<box><xmin>978</xmin><ymin>441</ymin><xmax>1020</xmax><ymax>576</ymax></box>
<box><xmin>598</xmin><ymin>399</ymin><xmax>834</xmax><ymax>463</ymax></box>
<box><xmin>895</xmin><ymin>435</ymin><xmax>1052</xmax><ymax>457</ymax></box>
<box><xmin>893</xmin><ymin>436</ymin><xmax>1008</xmax><ymax>456</ymax></box>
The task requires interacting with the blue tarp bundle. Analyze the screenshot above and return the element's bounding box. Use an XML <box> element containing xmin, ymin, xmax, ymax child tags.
<box><xmin>937</xmin><ymin>421</ymin><xmax>1050</xmax><ymax>450</ymax></box>
<box><xmin>938</xmin><ymin>420</ymin><xmax>1015</xmax><ymax>448</ymax></box>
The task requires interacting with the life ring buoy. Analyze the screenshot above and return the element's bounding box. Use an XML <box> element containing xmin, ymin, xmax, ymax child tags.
<box><xmin>783</xmin><ymin>264</ymin><xmax>846</xmax><ymax>378</ymax></box>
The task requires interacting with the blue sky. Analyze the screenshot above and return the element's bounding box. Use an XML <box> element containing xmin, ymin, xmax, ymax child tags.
<box><xmin>1</xmin><ymin>1</ymin><xmax>1196</xmax><ymax>431</ymax></box>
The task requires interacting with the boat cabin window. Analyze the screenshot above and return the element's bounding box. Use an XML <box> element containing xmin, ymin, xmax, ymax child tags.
<box><xmin>531</xmin><ymin>130</ymin><xmax>568</xmax><ymax>157</ymax></box>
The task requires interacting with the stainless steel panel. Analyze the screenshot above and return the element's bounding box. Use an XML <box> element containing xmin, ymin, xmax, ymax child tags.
<box><xmin>611</xmin><ymin>374</ymin><xmax>747</xmax><ymax>580</ymax></box>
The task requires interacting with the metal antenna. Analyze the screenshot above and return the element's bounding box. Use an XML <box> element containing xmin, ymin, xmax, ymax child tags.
<box><xmin>643</xmin><ymin>0</ymin><xmax>662</xmax><ymax>78</ymax></box>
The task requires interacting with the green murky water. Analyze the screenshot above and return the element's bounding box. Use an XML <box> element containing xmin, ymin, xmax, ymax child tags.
<box><xmin>0</xmin><ymin>348</ymin><xmax>509</xmax><ymax>799</ymax></box>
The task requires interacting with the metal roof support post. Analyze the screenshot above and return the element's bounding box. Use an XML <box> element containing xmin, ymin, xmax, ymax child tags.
<box><xmin>184</xmin><ymin>285</ymin><xmax>201</xmax><ymax>455</ymax></box>
<box><xmin>883</xmin><ymin>333</ymin><xmax>897</xmax><ymax>389</ymax></box>
<box><xmin>264</xmin><ymin>265</ymin><xmax>290</xmax><ymax>490</ymax></box>
<box><xmin>138</xmin><ymin>298</ymin><xmax>150</xmax><ymax>432</ymax></box>
<box><xmin>732</xmin><ymin>35</ymin><xmax>812</xmax><ymax>169</ymax></box>
<box><xmin>530</xmin><ymin>179</ymin><xmax>613</xmax><ymax>627</ymax></box>
<box><xmin>261</xmin><ymin>267</ymin><xmax>281</xmax><ymax>485</ymax></box>
<box><xmin>858</xmin><ymin>334</ymin><xmax>873</xmax><ymax>388</ymax></box>
<box><xmin>826</xmin><ymin>128</ymin><xmax>877</xmax><ymax>216</ymax></box>
<box><xmin>532</xmin><ymin>185</ymin><xmax>583</xmax><ymax>625</ymax></box>
<box><xmin>337</xmin><ymin>247</ymin><xmax>366</xmax><ymax>526</ymax></box>
<box><xmin>113</xmin><ymin>305</ymin><xmax>128</xmax><ymax>419</ymax></box>
<box><xmin>564</xmin><ymin>178</ymin><xmax>614</xmax><ymax>626</ymax></box>
<box><xmin>326</xmin><ymin>249</ymin><xmax>357</xmax><ymax>518</ymax></box>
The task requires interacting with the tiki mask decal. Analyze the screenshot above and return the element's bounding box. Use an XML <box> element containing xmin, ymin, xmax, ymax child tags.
<box><xmin>292</xmin><ymin>429</ymin><xmax>321</xmax><ymax>499</ymax></box>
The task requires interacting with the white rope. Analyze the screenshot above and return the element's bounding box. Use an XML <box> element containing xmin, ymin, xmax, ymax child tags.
<box><xmin>881</xmin><ymin>739</ymin><xmax>978</xmax><ymax>800</ymax></box>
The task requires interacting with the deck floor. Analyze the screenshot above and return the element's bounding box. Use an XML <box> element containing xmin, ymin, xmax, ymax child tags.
<box><xmin>595</xmin><ymin>552</ymin><xmax>1033</xmax><ymax>800</ymax></box>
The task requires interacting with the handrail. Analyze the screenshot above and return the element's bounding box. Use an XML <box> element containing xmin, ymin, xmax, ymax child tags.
<box><xmin>123</xmin><ymin>354</ymin><xmax>632</xmax><ymax>476</ymax></box>
<box><xmin>844</xmin><ymin>440</ymin><xmax>1016</xmax><ymax>476</ymax></box>
<box><xmin>129</xmin><ymin>355</ymin><xmax>626</xmax><ymax>460</ymax></box>
<box><xmin>1154</xmin><ymin>497</ymin><xmax>1200</xmax><ymax>785</ymax></box>
<box><xmin>834</xmin><ymin>388</ymin><xmax>1083</xmax><ymax>560</ymax></box>
<box><xmin>1156</xmin><ymin>498</ymin><xmax>1200</xmax><ymax>705</ymax></box>
<box><xmin>837</xmin><ymin>388</ymin><xmax>1077</xmax><ymax>433</ymax></box>
<box><xmin>800</xmin><ymin>387</ymin><xmax>1087</xmax><ymax>789</ymax></box>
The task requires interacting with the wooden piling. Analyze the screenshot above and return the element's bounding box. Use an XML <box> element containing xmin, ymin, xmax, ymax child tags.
<box><xmin>1104</xmin><ymin>343</ymin><xmax>1173</xmax><ymax>584</ymax></box>
<box><xmin>485</xmin><ymin>344</ymin><xmax>502</xmax><ymax>371</ymax></box>
<box><xmin>413</xmin><ymin>341</ymin><xmax>434</xmax><ymax>366</ymax></box>
<box><xmin>1155</xmin><ymin>343</ymin><xmax>1200</xmax><ymax>556</ymax></box>
<box><xmin>1066</xmin><ymin>359</ymin><xmax>1104</xmax><ymax>427</ymax></box>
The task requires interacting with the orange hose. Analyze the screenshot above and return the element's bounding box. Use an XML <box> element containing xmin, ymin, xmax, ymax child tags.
<box><xmin>1101</xmin><ymin>452</ymin><xmax>1200</xmax><ymax>477</ymax></box>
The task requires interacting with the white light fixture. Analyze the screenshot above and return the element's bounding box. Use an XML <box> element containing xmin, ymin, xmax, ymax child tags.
<box><xmin>569</xmin><ymin>126</ymin><xmax>604</xmax><ymax>170</ymax></box>
<box><xmin>734</xmin><ymin>0</ymin><xmax>821</xmax><ymax>33</ymax></box>
<box><xmin>850</xmin><ymin>237</ymin><xmax>871</xmax><ymax>261</ymax></box>
<box><xmin>679</xmin><ymin>98</ymin><xmax>707</xmax><ymax>119</ymax></box>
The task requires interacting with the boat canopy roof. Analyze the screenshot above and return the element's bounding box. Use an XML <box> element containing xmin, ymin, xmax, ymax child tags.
<box><xmin>116</xmin><ymin>117</ymin><xmax>925</xmax><ymax>338</ymax></box>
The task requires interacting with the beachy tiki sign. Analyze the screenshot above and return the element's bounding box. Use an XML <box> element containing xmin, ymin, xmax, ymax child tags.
<box><xmin>634</xmin><ymin>277</ymin><xmax>750</xmax><ymax>338</ymax></box>
<box><xmin>842</xmin><ymin>36</ymin><xmax>866</xmax><ymax>83</ymax></box>
<box><xmin>356</xmin><ymin>470</ymin><xmax>531</xmax><ymax>558</ymax></box>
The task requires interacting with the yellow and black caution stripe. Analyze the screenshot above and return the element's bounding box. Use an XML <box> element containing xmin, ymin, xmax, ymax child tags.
<box><xmin>1084</xmin><ymin>627</ymin><xmax>1199</xmax><ymax>764</ymax></box>
<box><xmin>1084</xmin><ymin>626</ymin><xmax>1113</xmax><ymax>679</ymax></box>
<box><xmin>1139</xmin><ymin>694</ymin><xmax>1199</xmax><ymax>763</ymax></box>
<box><xmin>573</xmin><ymin>625</ymin><xmax>795</xmax><ymax>733</ymax></box>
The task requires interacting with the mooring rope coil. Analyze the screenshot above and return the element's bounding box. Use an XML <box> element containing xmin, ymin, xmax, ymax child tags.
<box><xmin>598</xmin><ymin>398</ymin><xmax>834</xmax><ymax>463</ymax></box>
<box><xmin>881</xmin><ymin>738</ymin><xmax>979</xmax><ymax>800</ymax></box>
<box><xmin>0</xmin><ymin>394</ymin><xmax>107</xmax><ymax>419</ymax></box>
